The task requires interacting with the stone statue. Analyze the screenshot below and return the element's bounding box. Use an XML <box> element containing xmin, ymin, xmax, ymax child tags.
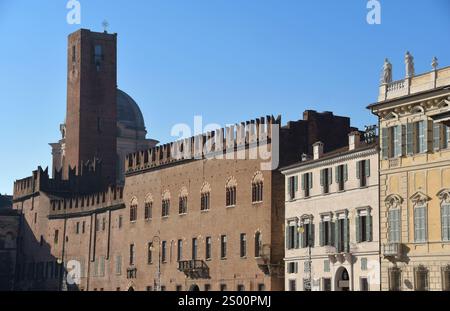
<box><xmin>381</xmin><ymin>58</ymin><xmax>392</xmax><ymax>84</ymax></box>
<box><xmin>432</xmin><ymin>57</ymin><xmax>438</xmax><ymax>71</ymax></box>
<box><xmin>405</xmin><ymin>51</ymin><xmax>415</xmax><ymax>78</ymax></box>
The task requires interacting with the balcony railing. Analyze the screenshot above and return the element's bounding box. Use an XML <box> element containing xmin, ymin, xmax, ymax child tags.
<box><xmin>178</xmin><ymin>260</ymin><xmax>210</xmax><ymax>279</ymax></box>
<box><xmin>383</xmin><ymin>243</ymin><xmax>402</xmax><ymax>258</ymax></box>
<box><xmin>127</xmin><ymin>267</ymin><xmax>137</xmax><ymax>279</ymax></box>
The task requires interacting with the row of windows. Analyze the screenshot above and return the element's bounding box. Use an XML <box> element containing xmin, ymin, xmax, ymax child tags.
<box><xmin>136</xmin><ymin>283</ymin><xmax>266</xmax><ymax>292</ymax></box>
<box><xmin>381</xmin><ymin>121</ymin><xmax>450</xmax><ymax>159</ymax></box>
<box><xmin>286</xmin><ymin>210</ymin><xmax>373</xmax><ymax>252</ymax></box>
<box><xmin>16</xmin><ymin>261</ymin><xmax>62</xmax><ymax>282</ymax></box>
<box><xmin>287</xmin><ymin>159</ymin><xmax>371</xmax><ymax>200</ymax></box>
<box><xmin>129</xmin><ymin>232</ymin><xmax>263</xmax><ymax>266</ymax></box>
<box><xmin>388</xmin><ymin>202</ymin><xmax>450</xmax><ymax>243</ymax></box>
<box><xmin>389</xmin><ymin>265</ymin><xmax>450</xmax><ymax>291</ymax></box>
<box><xmin>287</xmin><ymin>257</ymin><xmax>370</xmax><ymax>275</ymax></box>
<box><xmin>130</xmin><ymin>183</ymin><xmax>264</xmax><ymax>221</ymax></box>
<box><xmin>287</xmin><ymin>277</ymin><xmax>370</xmax><ymax>291</ymax></box>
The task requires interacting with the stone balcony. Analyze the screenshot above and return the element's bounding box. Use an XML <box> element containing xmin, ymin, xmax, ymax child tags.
<box><xmin>382</xmin><ymin>242</ymin><xmax>403</xmax><ymax>259</ymax></box>
<box><xmin>378</xmin><ymin>66</ymin><xmax>450</xmax><ymax>102</ymax></box>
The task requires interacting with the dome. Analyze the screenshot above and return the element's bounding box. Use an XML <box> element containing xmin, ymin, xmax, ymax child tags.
<box><xmin>117</xmin><ymin>89</ymin><xmax>146</xmax><ymax>131</ymax></box>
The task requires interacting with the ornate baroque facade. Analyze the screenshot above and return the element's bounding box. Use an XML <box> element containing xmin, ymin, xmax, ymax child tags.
<box><xmin>369</xmin><ymin>58</ymin><xmax>450</xmax><ymax>291</ymax></box>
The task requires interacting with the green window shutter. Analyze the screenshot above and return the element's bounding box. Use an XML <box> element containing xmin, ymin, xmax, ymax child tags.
<box><xmin>329</xmin><ymin>220</ymin><xmax>337</xmax><ymax>246</ymax></box>
<box><xmin>294</xmin><ymin>225</ymin><xmax>300</xmax><ymax>249</ymax></box>
<box><xmin>309</xmin><ymin>224</ymin><xmax>315</xmax><ymax>247</ymax></box>
<box><xmin>355</xmin><ymin>216</ymin><xmax>361</xmax><ymax>243</ymax></box>
<box><xmin>335</xmin><ymin>167</ymin><xmax>340</xmax><ymax>183</ymax></box>
<box><xmin>320</xmin><ymin>170</ymin><xmax>324</xmax><ymax>186</ymax></box>
<box><xmin>426</xmin><ymin>120</ymin><xmax>433</xmax><ymax>153</ymax></box>
<box><xmin>356</xmin><ymin>161</ymin><xmax>361</xmax><ymax>180</ymax></box>
<box><xmin>441</xmin><ymin>205</ymin><xmax>445</xmax><ymax>241</ymax></box>
<box><xmin>367</xmin><ymin>215</ymin><xmax>373</xmax><ymax>242</ymax></box>
<box><xmin>434</xmin><ymin>123</ymin><xmax>441</xmax><ymax>151</ymax></box>
<box><xmin>294</xmin><ymin>176</ymin><xmax>298</xmax><ymax>192</ymax></box>
<box><xmin>381</xmin><ymin>128</ymin><xmax>389</xmax><ymax>159</ymax></box>
<box><xmin>286</xmin><ymin>226</ymin><xmax>291</xmax><ymax>250</ymax></box>
<box><xmin>344</xmin><ymin>218</ymin><xmax>350</xmax><ymax>253</ymax></box>
<box><xmin>406</xmin><ymin>123</ymin><xmax>414</xmax><ymax>155</ymax></box>
<box><xmin>308</xmin><ymin>173</ymin><xmax>313</xmax><ymax>189</ymax></box>
<box><xmin>328</xmin><ymin>168</ymin><xmax>332</xmax><ymax>185</ymax></box>
<box><xmin>334</xmin><ymin>221</ymin><xmax>339</xmax><ymax>249</ymax></box>
<box><xmin>297</xmin><ymin>228</ymin><xmax>304</xmax><ymax>248</ymax></box>
<box><xmin>401</xmin><ymin>125</ymin><xmax>407</xmax><ymax>156</ymax></box>
<box><xmin>344</xmin><ymin>164</ymin><xmax>348</xmax><ymax>182</ymax></box>
<box><xmin>301</xmin><ymin>174</ymin><xmax>305</xmax><ymax>190</ymax></box>
<box><xmin>319</xmin><ymin>222</ymin><xmax>324</xmax><ymax>246</ymax></box>
<box><xmin>396</xmin><ymin>125</ymin><xmax>403</xmax><ymax>157</ymax></box>
<box><xmin>365</xmin><ymin>159</ymin><xmax>371</xmax><ymax>177</ymax></box>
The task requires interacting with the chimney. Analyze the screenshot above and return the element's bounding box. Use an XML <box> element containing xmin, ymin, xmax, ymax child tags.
<box><xmin>348</xmin><ymin>131</ymin><xmax>361</xmax><ymax>151</ymax></box>
<box><xmin>313</xmin><ymin>142</ymin><xmax>324</xmax><ymax>160</ymax></box>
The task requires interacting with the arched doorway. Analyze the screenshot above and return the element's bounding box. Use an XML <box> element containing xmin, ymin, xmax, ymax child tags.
<box><xmin>189</xmin><ymin>284</ymin><xmax>200</xmax><ymax>291</ymax></box>
<box><xmin>335</xmin><ymin>267</ymin><xmax>350</xmax><ymax>291</ymax></box>
<box><xmin>128</xmin><ymin>286</ymin><xmax>135</xmax><ymax>291</ymax></box>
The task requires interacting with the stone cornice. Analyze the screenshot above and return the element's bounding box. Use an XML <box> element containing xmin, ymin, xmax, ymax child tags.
<box><xmin>281</xmin><ymin>147</ymin><xmax>378</xmax><ymax>175</ymax></box>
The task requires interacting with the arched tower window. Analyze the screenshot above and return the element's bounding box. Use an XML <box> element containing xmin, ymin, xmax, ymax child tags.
<box><xmin>130</xmin><ymin>197</ymin><xmax>138</xmax><ymax>222</ymax></box>
<box><xmin>225</xmin><ymin>177</ymin><xmax>237</xmax><ymax>207</ymax></box>
<box><xmin>251</xmin><ymin>171</ymin><xmax>264</xmax><ymax>203</ymax></box>
<box><xmin>200</xmin><ymin>182</ymin><xmax>211</xmax><ymax>211</ymax></box>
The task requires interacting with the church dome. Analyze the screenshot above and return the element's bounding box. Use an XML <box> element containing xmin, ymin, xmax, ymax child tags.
<box><xmin>117</xmin><ymin>89</ymin><xmax>146</xmax><ymax>132</ymax></box>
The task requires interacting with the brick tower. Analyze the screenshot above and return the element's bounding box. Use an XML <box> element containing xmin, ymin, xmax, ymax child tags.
<box><xmin>64</xmin><ymin>29</ymin><xmax>117</xmax><ymax>184</ymax></box>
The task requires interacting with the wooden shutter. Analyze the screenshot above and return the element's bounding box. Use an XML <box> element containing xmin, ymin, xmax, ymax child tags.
<box><xmin>344</xmin><ymin>164</ymin><xmax>348</xmax><ymax>182</ymax></box>
<box><xmin>309</xmin><ymin>224</ymin><xmax>315</xmax><ymax>247</ymax></box>
<box><xmin>344</xmin><ymin>218</ymin><xmax>350</xmax><ymax>253</ymax></box>
<box><xmin>356</xmin><ymin>161</ymin><xmax>361</xmax><ymax>179</ymax></box>
<box><xmin>355</xmin><ymin>216</ymin><xmax>361</xmax><ymax>243</ymax></box>
<box><xmin>396</xmin><ymin>125</ymin><xmax>403</xmax><ymax>157</ymax></box>
<box><xmin>319</xmin><ymin>222</ymin><xmax>324</xmax><ymax>246</ymax></box>
<box><xmin>426</xmin><ymin>120</ymin><xmax>433</xmax><ymax>153</ymax></box>
<box><xmin>367</xmin><ymin>215</ymin><xmax>373</xmax><ymax>242</ymax></box>
<box><xmin>334</xmin><ymin>220</ymin><xmax>339</xmax><ymax>250</ymax></box>
<box><xmin>328</xmin><ymin>168</ymin><xmax>332</xmax><ymax>185</ymax></box>
<box><xmin>434</xmin><ymin>123</ymin><xmax>441</xmax><ymax>151</ymax></box>
<box><xmin>335</xmin><ymin>167</ymin><xmax>340</xmax><ymax>183</ymax></box>
<box><xmin>294</xmin><ymin>225</ymin><xmax>300</xmax><ymax>249</ymax></box>
<box><xmin>406</xmin><ymin>123</ymin><xmax>414</xmax><ymax>155</ymax></box>
<box><xmin>381</xmin><ymin>128</ymin><xmax>389</xmax><ymax>159</ymax></box>
<box><xmin>286</xmin><ymin>225</ymin><xmax>291</xmax><ymax>249</ymax></box>
<box><xmin>294</xmin><ymin>176</ymin><xmax>298</xmax><ymax>192</ymax></box>
<box><xmin>365</xmin><ymin>160</ymin><xmax>371</xmax><ymax>177</ymax></box>
<box><xmin>329</xmin><ymin>222</ymin><xmax>334</xmax><ymax>246</ymax></box>
<box><xmin>320</xmin><ymin>170</ymin><xmax>324</xmax><ymax>186</ymax></box>
<box><xmin>308</xmin><ymin>173</ymin><xmax>313</xmax><ymax>189</ymax></box>
<box><xmin>301</xmin><ymin>174</ymin><xmax>305</xmax><ymax>190</ymax></box>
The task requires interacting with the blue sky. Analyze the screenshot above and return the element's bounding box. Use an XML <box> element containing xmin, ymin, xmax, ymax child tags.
<box><xmin>0</xmin><ymin>0</ymin><xmax>449</xmax><ymax>194</ymax></box>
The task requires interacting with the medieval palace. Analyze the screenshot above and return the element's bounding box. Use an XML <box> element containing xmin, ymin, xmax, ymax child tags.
<box><xmin>1</xmin><ymin>29</ymin><xmax>449</xmax><ymax>291</ymax></box>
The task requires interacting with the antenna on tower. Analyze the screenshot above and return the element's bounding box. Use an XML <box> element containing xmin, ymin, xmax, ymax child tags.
<box><xmin>102</xmin><ymin>20</ymin><xmax>109</xmax><ymax>33</ymax></box>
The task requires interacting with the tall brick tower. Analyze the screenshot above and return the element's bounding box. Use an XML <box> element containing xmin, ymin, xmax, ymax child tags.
<box><xmin>64</xmin><ymin>29</ymin><xmax>117</xmax><ymax>184</ymax></box>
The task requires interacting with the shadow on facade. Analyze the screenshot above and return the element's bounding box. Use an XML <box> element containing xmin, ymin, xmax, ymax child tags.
<box><xmin>14</xmin><ymin>215</ymin><xmax>79</xmax><ymax>291</ymax></box>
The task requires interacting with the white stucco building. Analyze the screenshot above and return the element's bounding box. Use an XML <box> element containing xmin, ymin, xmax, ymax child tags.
<box><xmin>281</xmin><ymin>132</ymin><xmax>380</xmax><ymax>291</ymax></box>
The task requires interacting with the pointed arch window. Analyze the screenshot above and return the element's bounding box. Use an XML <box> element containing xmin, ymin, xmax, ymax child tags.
<box><xmin>225</xmin><ymin>177</ymin><xmax>237</xmax><ymax>207</ymax></box>
<box><xmin>130</xmin><ymin>198</ymin><xmax>138</xmax><ymax>222</ymax></box>
<box><xmin>251</xmin><ymin>172</ymin><xmax>264</xmax><ymax>203</ymax></box>
<box><xmin>200</xmin><ymin>182</ymin><xmax>211</xmax><ymax>211</ymax></box>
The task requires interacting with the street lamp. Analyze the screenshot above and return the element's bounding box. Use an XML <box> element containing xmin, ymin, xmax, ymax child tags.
<box><xmin>298</xmin><ymin>216</ymin><xmax>313</xmax><ymax>291</ymax></box>
<box><xmin>151</xmin><ymin>235</ymin><xmax>161</xmax><ymax>291</ymax></box>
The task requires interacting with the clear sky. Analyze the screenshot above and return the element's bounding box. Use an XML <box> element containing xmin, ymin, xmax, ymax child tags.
<box><xmin>0</xmin><ymin>0</ymin><xmax>449</xmax><ymax>194</ymax></box>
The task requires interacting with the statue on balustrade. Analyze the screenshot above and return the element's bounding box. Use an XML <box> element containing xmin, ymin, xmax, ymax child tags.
<box><xmin>381</xmin><ymin>58</ymin><xmax>392</xmax><ymax>85</ymax></box>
